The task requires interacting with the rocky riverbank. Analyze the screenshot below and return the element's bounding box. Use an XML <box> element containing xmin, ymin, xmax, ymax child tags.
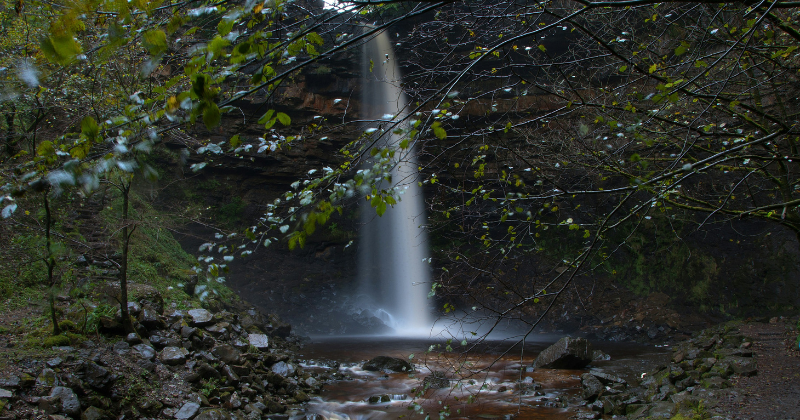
<box><xmin>570</xmin><ymin>317</ymin><xmax>799</xmax><ymax>419</ymax></box>
<box><xmin>0</xmin><ymin>285</ymin><xmax>342</xmax><ymax>420</ymax></box>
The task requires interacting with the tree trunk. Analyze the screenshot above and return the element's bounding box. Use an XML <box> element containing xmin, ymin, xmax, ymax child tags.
<box><xmin>44</xmin><ymin>193</ymin><xmax>61</xmax><ymax>336</ymax></box>
<box><xmin>119</xmin><ymin>179</ymin><xmax>134</xmax><ymax>334</ymax></box>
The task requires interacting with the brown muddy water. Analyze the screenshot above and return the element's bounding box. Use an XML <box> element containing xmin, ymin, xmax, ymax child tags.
<box><xmin>296</xmin><ymin>334</ymin><xmax>670</xmax><ymax>420</ymax></box>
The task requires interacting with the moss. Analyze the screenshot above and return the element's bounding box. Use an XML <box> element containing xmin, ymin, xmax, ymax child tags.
<box><xmin>217</xmin><ymin>197</ymin><xmax>245</xmax><ymax>226</ymax></box>
<box><xmin>58</xmin><ymin>319</ymin><xmax>77</xmax><ymax>332</ymax></box>
<box><xmin>42</xmin><ymin>335</ymin><xmax>71</xmax><ymax>348</ymax></box>
<box><xmin>65</xmin><ymin>332</ymin><xmax>85</xmax><ymax>344</ymax></box>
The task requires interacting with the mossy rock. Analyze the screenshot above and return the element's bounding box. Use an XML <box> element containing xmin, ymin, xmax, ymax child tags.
<box><xmin>58</xmin><ymin>319</ymin><xmax>78</xmax><ymax>332</ymax></box>
<box><xmin>43</xmin><ymin>335</ymin><xmax>71</xmax><ymax>348</ymax></box>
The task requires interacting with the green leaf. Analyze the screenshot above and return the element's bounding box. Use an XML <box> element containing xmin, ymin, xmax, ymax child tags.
<box><xmin>218</xmin><ymin>18</ymin><xmax>235</xmax><ymax>37</ymax></box>
<box><xmin>433</xmin><ymin>123</ymin><xmax>447</xmax><ymax>140</ymax></box>
<box><xmin>376</xmin><ymin>201</ymin><xmax>387</xmax><ymax>216</ymax></box>
<box><xmin>276</xmin><ymin>112</ymin><xmax>291</xmax><ymax>126</ymax></box>
<box><xmin>208</xmin><ymin>36</ymin><xmax>231</xmax><ymax>59</ymax></box>
<box><xmin>81</xmin><ymin>116</ymin><xmax>99</xmax><ymax>141</ymax></box>
<box><xmin>307</xmin><ymin>31</ymin><xmax>324</xmax><ymax>45</ymax></box>
<box><xmin>259</xmin><ymin>110</ymin><xmax>275</xmax><ymax>124</ymax></box>
<box><xmin>203</xmin><ymin>102</ymin><xmax>221</xmax><ymax>129</ymax></box>
<box><xmin>674</xmin><ymin>41</ymin><xmax>690</xmax><ymax>56</ymax></box>
<box><xmin>41</xmin><ymin>34</ymin><xmax>83</xmax><ymax>65</ymax></box>
<box><xmin>37</xmin><ymin>141</ymin><xmax>55</xmax><ymax>157</ymax></box>
<box><xmin>619</xmin><ymin>65</ymin><xmax>627</xmax><ymax>72</ymax></box>
<box><xmin>230</xmin><ymin>134</ymin><xmax>241</xmax><ymax>148</ymax></box>
<box><xmin>143</xmin><ymin>29</ymin><xmax>167</xmax><ymax>56</ymax></box>
<box><xmin>167</xmin><ymin>13</ymin><xmax>186</xmax><ymax>34</ymax></box>
<box><xmin>537</xmin><ymin>44</ymin><xmax>546</xmax><ymax>52</ymax></box>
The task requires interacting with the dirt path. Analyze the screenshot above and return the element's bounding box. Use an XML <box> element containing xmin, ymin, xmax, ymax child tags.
<box><xmin>711</xmin><ymin>320</ymin><xmax>800</xmax><ymax>420</ymax></box>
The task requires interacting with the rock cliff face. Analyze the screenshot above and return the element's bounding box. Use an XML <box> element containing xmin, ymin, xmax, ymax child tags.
<box><xmin>154</xmin><ymin>41</ymin><xmax>800</xmax><ymax>337</ymax></box>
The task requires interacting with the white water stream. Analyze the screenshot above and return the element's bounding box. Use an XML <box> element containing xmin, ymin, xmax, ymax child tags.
<box><xmin>357</xmin><ymin>30</ymin><xmax>433</xmax><ymax>335</ymax></box>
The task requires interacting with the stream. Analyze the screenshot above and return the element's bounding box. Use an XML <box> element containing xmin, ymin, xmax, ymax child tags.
<box><xmin>295</xmin><ymin>334</ymin><xmax>670</xmax><ymax>420</ymax></box>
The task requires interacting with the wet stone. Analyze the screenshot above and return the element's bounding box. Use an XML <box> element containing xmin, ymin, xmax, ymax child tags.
<box><xmin>188</xmin><ymin>309</ymin><xmax>214</xmax><ymax>327</ymax></box>
<box><xmin>81</xmin><ymin>406</ymin><xmax>106</xmax><ymax>420</ymax></box>
<box><xmin>729</xmin><ymin>356</ymin><xmax>757</xmax><ymax>376</ymax></box>
<box><xmin>205</xmin><ymin>324</ymin><xmax>227</xmax><ymax>336</ymax></box>
<box><xmin>362</xmin><ymin>356</ymin><xmax>414</xmax><ymax>373</ymax></box>
<box><xmin>589</xmin><ymin>369</ymin><xmax>627</xmax><ymax>385</ymax></box>
<box><xmin>422</xmin><ymin>371</ymin><xmax>449</xmax><ymax>389</ymax></box>
<box><xmin>533</xmin><ymin>337</ymin><xmax>593</xmax><ymax>369</ymax></box>
<box><xmin>211</xmin><ymin>345</ymin><xmax>241</xmax><ymax>365</ymax></box>
<box><xmin>581</xmin><ymin>373</ymin><xmax>603</xmax><ymax>400</ymax></box>
<box><xmin>647</xmin><ymin>401</ymin><xmax>676</xmax><ymax>418</ymax></box>
<box><xmin>160</xmin><ymin>347</ymin><xmax>189</xmax><ymax>365</ymax></box>
<box><xmin>270</xmin><ymin>361</ymin><xmax>295</xmax><ymax>377</ymax></box>
<box><xmin>367</xmin><ymin>395</ymin><xmax>390</xmax><ymax>404</ymax></box>
<box><xmin>195</xmin><ymin>408</ymin><xmax>232</xmax><ymax>420</ymax></box>
<box><xmin>0</xmin><ymin>376</ymin><xmax>20</xmax><ymax>389</ymax></box>
<box><xmin>132</xmin><ymin>344</ymin><xmax>156</xmax><ymax>360</ymax></box>
<box><xmin>139</xmin><ymin>307</ymin><xmax>162</xmax><ymax>329</ymax></box>
<box><xmin>181</xmin><ymin>326</ymin><xmax>197</xmax><ymax>339</ymax></box>
<box><xmin>46</xmin><ymin>358</ymin><xmax>63</xmax><ymax>368</ymax></box>
<box><xmin>0</xmin><ymin>388</ymin><xmax>12</xmax><ymax>398</ymax></box>
<box><xmin>113</xmin><ymin>341</ymin><xmax>130</xmax><ymax>355</ymax></box>
<box><xmin>175</xmin><ymin>402</ymin><xmax>201</xmax><ymax>420</ymax></box>
<box><xmin>82</xmin><ymin>362</ymin><xmax>114</xmax><ymax>390</ymax></box>
<box><xmin>50</xmin><ymin>386</ymin><xmax>81</xmax><ymax>416</ymax></box>
<box><xmin>36</xmin><ymin>369</ymin><xmax>57</xmax><ymax>387</ymax></box>
<box><xmin>248</xmin><ymin>334</ymin><xmax>269</xmax><ymax>350</ymax></box>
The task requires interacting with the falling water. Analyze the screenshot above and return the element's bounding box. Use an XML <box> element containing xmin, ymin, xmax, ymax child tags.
<box><xmin>357</xmin><ymin>30</ymin><xmax>433</xmax><ymax>335</ymax></box>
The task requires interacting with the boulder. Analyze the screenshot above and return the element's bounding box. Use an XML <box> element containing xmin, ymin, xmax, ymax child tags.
<box><xmin>188</xmin><ymin>309</ymin><xmax>214</xmax><ymax>327</ymax></box>
<box><xmin>581</xmin><ymin>373</ymin><xmax>604</xmax><ymax>400</ymax></box>
<box><xmin>113</xmin><ymin>341</ymin><xmax>131</xmax><ymax>355</ymax></box>
<box><xmin>139</xmin><ymin>307</ymin><xmax>164</xmax><ymax>329</ymax></box>
<box><xmin>132</xmin><ymin>344</ymin><xmax>156</xmax><ymax>360</ymax></box>
<box><xmin>211</xmin><ymin>344</ymin><xmax>241</xmax><ymax>365</ymax></box>
<box><xmin>0</xmin><ymin>388</ymin><xmax>12</xmax><ymax>398</ymax></box>
<box><xmin>647</xmin><ymin>401</ymin><xmax>676</xmax><ymax>418</ymax></box>
<box><xmin>362</xmin><ymin>356</ymin><xmax>414</xmax><ymax>373</ymax></box>
<box><xmin>205</xmin><ymin>323</ymin><xmax>228</xmax><ymax>336</ymax></box>
<box><xmin>367</xmin><ymin>395</ymin><xmax>390</xmax><ymax>403</ymax></box>
<box><xmin>81</xmin><ymin>362</ymin><xmax>114</xmax><ymax>391</ymax></box>
<box><xmin>195</xmin><ymin>408</ymin><xmax>232</xmax><ymax>420</ymax></box>
<box><xmin>81</xmin><ymin>406</ymin><xmax>107</xmax><ymax>420</ymax></box>
<box><xmin>271</xmin><ymin>361</ymin><xmax>296</xmax><ymax>377</ymax></box>
<box><xmin>50</xmin><ymin>386</ymin><xmax>81</xmax><ymax>416</ymax></box>
<box><xmin>37</xmin><ymin>368</ymin><xmax>57</xmax><ymax>387</ymax></box>
<box><xmin>248</xmin><ymin>334</ymin><xmax>269</xmax><ymax>350</ymax></box>
<box><xmin>187</xmin><ymin>363</ymin><xmax>221</xmax><ymax>383</ymax></box>
<box><xmin>728</xmin><ymin>356</ymin><xmax>757</xmax><ymax>376</ymax></box>
<box><xmin>160</xmin><ymin>347</ymin><xmax>190</xmax><ymax>365</ymax></box>
<box><xmin>0</xmin><ymin>376</ymin><xmax>20</xmax><ymax>388</ymax></box>
<box><xmin>589</xmin><ymin>369</ymin><xmax>627</xmax><ymax>385</ymax></box>
<box><xmin>125</xmin><ymin>333</ymin><xmax>142</xmax><ymax>345</ymax></box>
<box><xmin>421</xmin><ymin>371</ymin><xmax>450</xmax><ymax>389</ymax></box>
<box><xmin>175</xmin><ymin>402</ymin><xmax>201</xmax><ymax>420</ymax></box>
<box><xmin>533</xmin><ymin>337</ymin><xmax>593</xmax><ymax>369</ymax></box>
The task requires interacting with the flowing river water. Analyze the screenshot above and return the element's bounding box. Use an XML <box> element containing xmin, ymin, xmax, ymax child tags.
<box><xmin>296</xmin><ymin>335</ymin><xmax>670</xmax><ymax>420</ymax></box>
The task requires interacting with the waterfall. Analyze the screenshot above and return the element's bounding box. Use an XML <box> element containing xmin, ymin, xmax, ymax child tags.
<box><xmin>357</xmin><ymin>30</ymin><xmax>433</xmax><ymax>335</ymax></box>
